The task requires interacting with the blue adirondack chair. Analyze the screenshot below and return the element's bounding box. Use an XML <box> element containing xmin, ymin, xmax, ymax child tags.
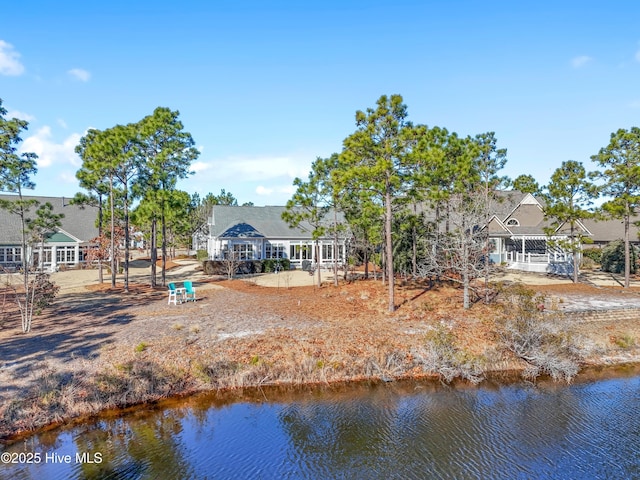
<box><xmin>183</xmin><ymin>281</ymin><xmax>196</xmax><ymax>302</ymax></box>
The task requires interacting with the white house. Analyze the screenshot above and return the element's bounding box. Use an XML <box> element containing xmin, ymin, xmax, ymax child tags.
<box><xmin>0</xmin><ymin>194</ymin><xmax>99</xmax><ymax>272</ymax></box>
<box><xmin>202</xmin><ymin>205</ymin><xmax>348</xmax><ymax>269</ymax></box>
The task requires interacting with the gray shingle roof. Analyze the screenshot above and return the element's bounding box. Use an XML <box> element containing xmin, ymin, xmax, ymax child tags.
<box><xmin>210</xmin><ymin>205</ymin><xmax>344</xmax><ymax>239</ymax></box>
<box><xmin>0</xmin><ymin>194</ymin><xmax>99</xmax><ymax>244</ymax></box>
<box><xmin>582</xmin><ymin>217</ymin><xmax>640</xmax><ymax>243</ymax></box>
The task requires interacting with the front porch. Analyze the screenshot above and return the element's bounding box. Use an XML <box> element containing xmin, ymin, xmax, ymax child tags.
<box><xmin>490</xmin><ymin>236</ymin><xmax>575</xmax><ymax>274</ymax></box>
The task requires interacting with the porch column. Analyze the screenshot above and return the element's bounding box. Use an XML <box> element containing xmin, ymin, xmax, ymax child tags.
<box><xmin>51</xmin><ymin>246</ymin><xmax>57</xmax><ymax>272</ymax></box>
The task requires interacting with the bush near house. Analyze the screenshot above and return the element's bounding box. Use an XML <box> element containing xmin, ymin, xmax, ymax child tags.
<box><xmin>582</xmin><ymin>248</ymin><xmax>602</xmax><ymax>264</ymax></box>
<box><xmin>600</xmin><ymin>239</ymin><xmax>637</xmax><ymax>274</ymax></box>
<box><xmin>202</xmin><ymin>259</ymin><xmax>291</xmax><ymax>276</ymax></box>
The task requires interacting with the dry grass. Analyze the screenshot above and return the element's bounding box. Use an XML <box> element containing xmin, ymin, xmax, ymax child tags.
<box><xmin>2</xmin><ymin>275</ymin><xmax>640</xmax><ymax>442</ymax></box>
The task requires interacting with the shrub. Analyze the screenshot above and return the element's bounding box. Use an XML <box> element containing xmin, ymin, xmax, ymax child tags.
<box><xmin>196</xmin><ymin>249</ymin><xmax>209</xmax><ymax>262</ymax></box>
<box><xmin>413</xmin><ymin>325</ymin><xmax>484</xmax><ymax>384</ymax></box>
<box><xmin>582</xmin><ymin>248</ymin><xmax>602</xmax><ymax>264</ymax></box>
<box><xmin>601</xmin><ymin>239</ymin><xmax>636</xmax><ymax>274</ymax></box>
<box><xmin>261</xmin><ymin>258</ymin><xmax>290</xmax><ymax>273</ymax></box>
<box><xmin>496</xmin><ymin>284</ymin><xmax>582</xmax><ymax>382</ymax></box>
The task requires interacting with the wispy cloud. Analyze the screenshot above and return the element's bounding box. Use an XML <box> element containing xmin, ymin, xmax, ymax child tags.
<box><xmin>207</xmin><ymin>154</ymin><xmax>311</xmax><ymax>182</ymax></box>
<box><xmin>0</xmin><ymin>40</ymin><xmax>25</xmax><ymax>76</ymax></box>
<box><xmin>190</xmin><ymin>161</ymin><xmax>212</xmax><ymax>173</ymax></box>
<box><xmin>630</xmin><ymin>100</ymin><xmax>640</xmax><ymax>109</ymax></box>
<box><xmin>571</xmin><ymin>55</ymin><xmax>593</xmax><ymax>68</ymax></box>
<box><xmin>635</xmin><ymin>49</ymin><xmax>640</xmax><ymax>63</ymax></box>
<box><xmin>255</xmin><ymin>184</ymin><xmax>296</xmax><ymax>197</ymax></box>
<box><xmin>68</xmin><ymin>68</ymin><xmax>91</xmax><ymax>82</ymax></box>
<box><xmin>6</xmin><ymin>109</ymin><xmax>35</xmax><ymax>122</ymax></box>
<box><xmin>20</xmin><ymin>126</ymin><xmax>82</xmax><ymax>168</ymax></box>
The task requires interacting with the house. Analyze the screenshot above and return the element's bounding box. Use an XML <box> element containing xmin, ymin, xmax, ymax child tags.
<box><xmin>0</xmin><ymin>194</ymin><xmax>99</xmax><ymax>272</ymax></box>
<box><xmin>202</xmin><ymin>205</ymin><xmax>347</xmax><ymax>269</ymax></box>
<box><xmin>486</xmin><ymin>191</ymin><xmax>639</xmax><ymax>273</ymax></box>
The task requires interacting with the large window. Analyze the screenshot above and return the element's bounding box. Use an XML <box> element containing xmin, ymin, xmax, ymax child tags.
<box><xmin>56</xmin><ymin>246</ymin><xmax>76</xmax><ymax>264</ymax></box>
<box><xmin>0</xmin><ymin>247</ymin><xmax>22</xmax><ymax>263</ymax></box>
<box><xmin>232</xmin><ymin>243</ymin><xmax>254</xmax><ymax>260</ymax></box>
<box><xmin>320</xmin><ymin>243</ymin><xmax>345</xmax><ymax>262</ymax></box>
<box><xmin>290</xmin><ymin>243</ymin><xmax>312</xmax><ymax>261</ymax></box>
<box><xmin>265</xmin><ymin>242</ymin><xmax>286</xmax><ymax>259</ymax></box>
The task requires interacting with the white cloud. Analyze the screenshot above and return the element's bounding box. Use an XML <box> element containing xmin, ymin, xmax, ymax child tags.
<box><xmin>20</xmin><ymin>126</ymin><xmax>82</xmax><ymax>168</ymax></box>
<box><xmin>191</xmin><ymin>161</ymin><xmax>212</xmax><ymax>173</ymax></box>
<box><xmin>6</xmin><ymin>109</ymin><xmax>35</xmax><ymax>122</ymax></box>
<box><xmin>256</xmin><ymin>184</ymin><xmax>296</xmax><ymax>196</ymax></box>
<box><xmin>207</xmin><ymin>154</ymin><xmax>311</xmax><ymax>182</ymax></box>
<box><xmin>571</xmin><ymin>55</ymin><xmax>592</xmax><ymax>68</ymax></box>
<box><xmin>0</xmin><ymin>40</ymin><xmax>24</xmax><ymax>76</ymax></box>
<box><xmin>68</xmin><ymin>68</ymin><xmax>91</xmax><ymax>82</ymax></box>
<box><xmin>57</xmin><ymin>118</ymin><xmax>68</xmax><ymax>129</ymax></box>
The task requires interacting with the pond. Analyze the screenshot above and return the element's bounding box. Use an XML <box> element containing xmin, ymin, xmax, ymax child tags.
<box><xmin>2</xmin><ymin>367</ymin><xmax>640</xmax><ymax>479</ymax></box>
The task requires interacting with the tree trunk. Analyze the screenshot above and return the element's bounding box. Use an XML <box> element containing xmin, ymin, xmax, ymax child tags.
<box><xmin>315</xmin><ymin>241</ymin><xmax>321</xmax><ymax>288</ymax></box>
<box><xmin>162</xmin><ymin>209</ymin><xmax>167</xmax><ymax>287</ymax></box>
<box><xmin>110</xmin><ymin>175</ymin><xmax>116</xmax><ymax>288</ymax></box>
<box><xmin>385</xmin><ymin>186</ymin><xmax>395</xmax><ymax>312</ymax></box>
<box><xmin>150</xmin><ymin>217</ymin><xmax>157</xmax><ymax>287</ymax></box>
<box><xmin>624</xmin><ymin>207</ymin><xmax>630</xmax><ymax>288</ymax></box>
<box><xmin>98</xmin><ymin>194</ymin><xmax>104</xmax><ymax>284</ymax></box>
<box><xmin>571</xmin><ymin>222</ymin><xmax>579</xmax><ymax>284</ymax></box>
<box><xmin>333</xmin><ymin>209</ymin><xmax>339</xmax><ymax>287</ymax></box>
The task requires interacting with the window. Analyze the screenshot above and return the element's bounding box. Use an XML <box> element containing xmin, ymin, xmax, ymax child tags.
<box><xmin>56</xmin><ymin>246</ymin><xmax>76</xmax><ymax>264</ymax></box>
<box><xmin>506</xmin><ymin>218</ymin><xmax>520</xmax><ymax>226</ymax></box>
<box><xmin>0</xmin><ymin>247</ymin><xmax>22</xmax><ymax>263</ymax></box>
<box><xmin>290</xmin><ymin>243</ymin><xmax>312</xmax><ymax>261</ymax></box>
<box><xmin>232</xmin><ymin>243</ymin><xmax>254</xmax><ymax>260</ymax></box>
<box><xmin>265</xmin><ymin>242</ymin><xmax>286</xmax><ymax>259</ymax></box>
<box><xmin>322</xmin><ymin>244</ymin><xmax>333</xmax><ymax>260</ymax></box>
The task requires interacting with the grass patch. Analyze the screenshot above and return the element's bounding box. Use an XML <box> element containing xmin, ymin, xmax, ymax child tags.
<box><xmin>613</xmin><ymin>334</ymin><xmax>636</xmax><ymax>349</ymax></box>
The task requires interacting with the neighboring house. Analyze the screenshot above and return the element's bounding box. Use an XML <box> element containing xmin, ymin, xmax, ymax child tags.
<box><xmin>202</xmin><ymin>205</ymin><xmax>347</xmax><ymax>269</ymax></box>
<box><xmin>486</xmin><ymin>191</ymin><xmax>639</xmax><ymax>273</ymax></box>
<box><xmin>0</xmin><ymin>194</ymin><xmax>99</xmax><ymax>272</ymax></box>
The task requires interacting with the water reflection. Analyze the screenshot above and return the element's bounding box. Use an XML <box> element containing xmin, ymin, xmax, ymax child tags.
<box><xmin>2</xmin><ymin>371</ymin><xmax>640</xmax><ymax>479</ymax></box>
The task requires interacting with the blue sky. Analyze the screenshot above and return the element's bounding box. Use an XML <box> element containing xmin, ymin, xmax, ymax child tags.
<box><xmin>2</xmin><ymin>1</ymin><xmax>639</xmax><ymax>205</ymax></box>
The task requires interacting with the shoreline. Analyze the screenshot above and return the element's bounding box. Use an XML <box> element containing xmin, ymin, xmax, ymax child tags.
<box><xmin>2</xmin><ymin>264</ymin><xmax>640</xmax><ymax>444</ymax></box>
<box><xmin>4</xmin><ymin>360</ymin><xmax>640</xmax><ymax>446</ymax></box>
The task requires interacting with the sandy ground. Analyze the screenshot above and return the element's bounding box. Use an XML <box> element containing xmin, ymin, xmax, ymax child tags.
<box><xmin>2</xmin><ymin>259</ymin><xmax>640</xmax><ymax>440</ymax></box>
<box><xmin>37</xmin><ymin>262</ymin><xmax>640</xmax><ymax>312</ymax></box>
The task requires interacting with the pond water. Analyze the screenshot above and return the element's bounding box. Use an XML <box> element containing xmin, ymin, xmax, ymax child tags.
<box><xmin>2</xmin><ymin>367</ymin><xmax>640</xmax><ymax>479</ymax></box>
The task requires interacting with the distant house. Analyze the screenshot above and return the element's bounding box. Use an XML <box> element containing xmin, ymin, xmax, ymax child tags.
<box><xmin>0</xmin><ymin>194</ymin><xmax>99</xmax><ymax>272</ymax></box>
<box><xmin>486</xmin><ymin>192</ymin><xmax>639</xmax><ymax>273</ymax></box>
<box><xmin>201</xmin><ymin>205</ymin><xmax>347</xmax><ymax>268</ymax></box>
<box><xmin>198</xmin><ymin>196</ymin><xmax>638</xmax><ymax>275</ymax></box>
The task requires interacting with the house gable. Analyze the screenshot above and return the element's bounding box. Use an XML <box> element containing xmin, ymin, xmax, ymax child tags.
<box><xmin>46</xmin><ymin>231</ymin><xmax>77</xmax><ymax>243</ymax></box>
<box><xmin>486</xmin><ymin>215</ymin><xmax>512</xmax><ymax>235</ymax></box>
<box><xmin>554</xmin><ymin>220</ymin><xmax>591</xmax><ymax>236</ymax></box>
<box><xmin>220</xmin><ymin>222</ymin><xmax>265</xmax><ymax>238</ymax></box>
